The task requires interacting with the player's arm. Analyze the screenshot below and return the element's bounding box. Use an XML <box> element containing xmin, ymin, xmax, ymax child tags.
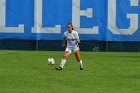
<box><xmin>62</xmin><ymin>36</ymin><xmax>66</xmax><ymax>47</ymax></box>
<box><xmin>75</xmin><ymin>38</ymin><xmax>80</xmax><ymax>43</ymax></box>
<box><xmin>75</xmin><ymin>32</ymin><xmax>80</xmax><ymax>43</ymax></box>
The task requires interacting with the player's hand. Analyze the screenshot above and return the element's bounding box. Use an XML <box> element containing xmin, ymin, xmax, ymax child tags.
<box><xmin>62</xmin><ymin>43</ymin><xmax>65</xmax><ymax>48</ymax></box>
<box><xmin>75</xmin><ymin>39</ymin><xmax>80</xmax><ymax>43</ymax></box>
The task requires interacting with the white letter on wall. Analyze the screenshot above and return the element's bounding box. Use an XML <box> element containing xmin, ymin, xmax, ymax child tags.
<box><xmin>72</xmin><ymin>0</ymin><xmax>99</xmax><ymax>34</ymax></box>
<box><xmin>108</xmin><ymin>0</ymin><xmax>138</xmax><ymax>35</ymax></box>
<box><xmin>32</xmin><ymin>0</ymin><xmax>61</xmax><ymax>33</ymax></box>
<box><xmin>0</xmin><ymin>0</ymin><xmax>24</xmax><ymax>33</ymax></box>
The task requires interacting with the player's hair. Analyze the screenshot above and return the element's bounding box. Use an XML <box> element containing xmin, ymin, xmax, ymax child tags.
<box><xmin>67</xmin><ymin>23</ymin><xmax>74</xmax><ymax>30</ymax></box>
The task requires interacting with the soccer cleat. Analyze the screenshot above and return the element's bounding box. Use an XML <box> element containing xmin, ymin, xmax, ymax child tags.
<box><xmin>55</xmin><ymin>67</ymin><xmax>62</xmax><ymax>70</ymax></box>
<box><xmin>80</xmin><ymin>68</ymin><xmax>84</xmax><ymax>70</ymax></box>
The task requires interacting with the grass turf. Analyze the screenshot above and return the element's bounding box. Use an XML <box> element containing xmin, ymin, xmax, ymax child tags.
<box><xmin>0</xmin><ymin>50</ymin><xmax>140</xmax><ymax>93</ymax></box>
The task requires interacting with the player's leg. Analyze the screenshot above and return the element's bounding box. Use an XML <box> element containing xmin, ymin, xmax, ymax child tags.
<box><xmin>55</xmin><ymin>48</ymin><xmax>71</xmax><ymax>70</ymax></box>
<box><xmin>74</xmin><ymin>50</ymin><xmax>84</xmax><ymax>70</ymax></box>
<box><xmin>60</xmin><ymin>51</ymin><xmax>70</xmax><ymax>68</ymax></box>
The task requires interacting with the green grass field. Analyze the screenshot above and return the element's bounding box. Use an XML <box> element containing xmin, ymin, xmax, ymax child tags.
<box><xmin>0</xmin><ymin>50</ymin><xmax>140</xmax><ymax>93</ymax></box>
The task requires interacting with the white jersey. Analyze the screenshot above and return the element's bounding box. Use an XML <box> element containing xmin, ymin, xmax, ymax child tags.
<box><xmin>64</xmin><ymin>30</ymin><xmax>79</xmax><ymax>48</ymax></box>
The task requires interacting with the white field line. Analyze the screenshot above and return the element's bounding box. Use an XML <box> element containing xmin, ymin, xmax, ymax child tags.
<box><xmin>0</xmin><ymin>51</ymin><xmax>15</xmax><ymax>55</ymax></box>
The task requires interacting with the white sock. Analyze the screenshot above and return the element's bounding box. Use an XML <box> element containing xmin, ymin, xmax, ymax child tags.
<box><xmin>78</xmin><ymin>60</ymin><xmax>83</xmax><ymax>68</ymax></box>
<box><xmin>60</xmin><ymin>58</ymin><xmax>66</xmax><ymax>68</ymax></box>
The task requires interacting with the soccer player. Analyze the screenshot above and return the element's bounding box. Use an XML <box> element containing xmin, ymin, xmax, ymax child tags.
<box><xmin>55</xmin><ymin>23</ymin><xmax>84</xmax><ymax>70</ymax></box>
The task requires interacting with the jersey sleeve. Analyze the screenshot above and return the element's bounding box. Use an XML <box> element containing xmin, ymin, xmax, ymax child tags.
<box><xmin>63</xmin><ymin>32</ymin><xmax>67</xmax><ymax>37</ymax></box>
<box><xmin>75</xmin><ymin>32</ymin><xmax>79</xmax><ymax>39</ymax></box>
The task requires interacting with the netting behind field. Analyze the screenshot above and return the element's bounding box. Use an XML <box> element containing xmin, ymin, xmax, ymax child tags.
<box><xmin>0</xmin><ymin>40</ymin><xmax>140</xmax><ymax>52</ymax></box>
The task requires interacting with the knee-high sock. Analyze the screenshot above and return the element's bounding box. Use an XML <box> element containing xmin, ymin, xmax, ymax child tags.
<box><xmin>60</xmin><ymin>58</ymin><xmax>66</xmax><ymax>68</ymax></box>
<box><xmin>78</xmin><ymin>60</ymin><xmax>83</xmax><ymax>68</ymax></box>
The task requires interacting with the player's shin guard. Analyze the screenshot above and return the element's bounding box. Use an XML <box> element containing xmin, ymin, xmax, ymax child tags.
<box><xmin>78</xmin><ymin>60</ymin><xmax>83</xmax><ymax>69</ymax></box>
<box><xmin>60</xmin><ymin>58</ymin><xmax>66</xmax><ymax>68</ymax></box>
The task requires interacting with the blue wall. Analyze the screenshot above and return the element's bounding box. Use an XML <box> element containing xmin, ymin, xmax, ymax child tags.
<box><xmin>0</xmin><ymin>0</ymin><xmax>140</xmax><ymax>41</ymax></box>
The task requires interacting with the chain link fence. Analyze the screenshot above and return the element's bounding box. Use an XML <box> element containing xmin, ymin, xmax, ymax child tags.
<box><xmin>0</xmin><ymin>40</ymin><xmax>140</xmax><ymax>52</ymax></box>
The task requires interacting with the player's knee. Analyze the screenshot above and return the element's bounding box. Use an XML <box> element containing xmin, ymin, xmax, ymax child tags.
<box><xmin>63</xmin><ymin>55</ymin><xmax>67</xmax><ymax>59</ymax></box>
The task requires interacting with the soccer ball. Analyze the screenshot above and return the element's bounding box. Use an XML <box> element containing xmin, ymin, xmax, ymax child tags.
<box><xmin>48</xmin><ymin>58</ymin><xmax>55</xmax><ymax>65</ymax></box>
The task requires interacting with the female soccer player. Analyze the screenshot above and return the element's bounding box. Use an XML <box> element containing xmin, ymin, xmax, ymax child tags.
<box><xmin>55</xmin><ymin>23</ymin><xmax>84</xmax><ymax>70</ymax></box>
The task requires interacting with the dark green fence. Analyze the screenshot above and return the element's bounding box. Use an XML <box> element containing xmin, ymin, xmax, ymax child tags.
<box><xmin>0</xmin><ymin>39</ymin><xmax>140</xmax><ymax>52</ymax></box>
